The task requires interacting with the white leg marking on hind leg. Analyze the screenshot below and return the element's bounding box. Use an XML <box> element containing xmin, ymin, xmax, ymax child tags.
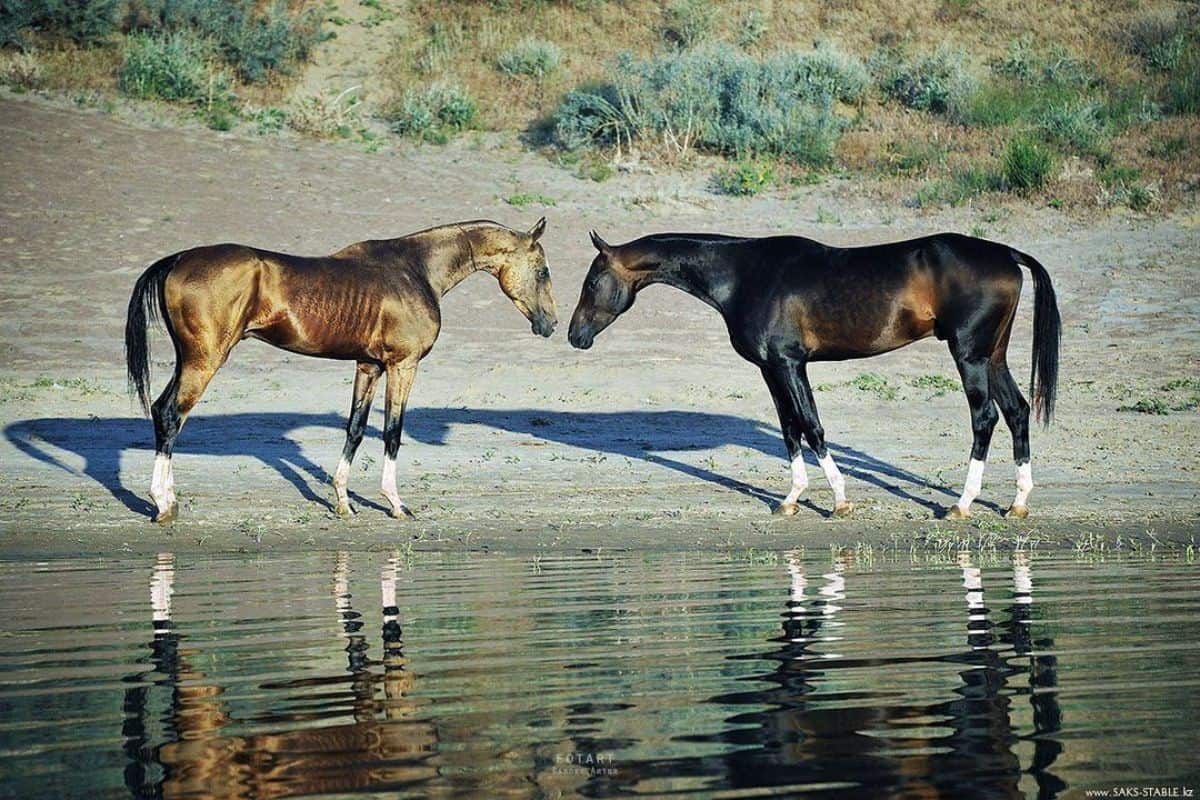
<box><xmin>956</xmin><ymin>458</ymin><xmax>986</xmax><ymax>514</ymax></box>
<box><xmin>334</xmin><ymin>457</ymin><xmax>352</xmax><ymax>510</ymax></box>
<box><xmin>818</xmin><ymin>453</ymin><xmax>847</xmax><ymax>507</ymax></box>
<box><xmin>381</xmin><ymin>457</ymin><xmax>406</xmax><ymax>516</ymax></box>
<box><xmin>782</xmin><ymin>454</ymin><xmax>809</xmax><ymax>505</ymax></box>
<box><xmin>1013</xmin><ymin>461</ymin><xmax>1033</xmax><ymax>508</ymax></box>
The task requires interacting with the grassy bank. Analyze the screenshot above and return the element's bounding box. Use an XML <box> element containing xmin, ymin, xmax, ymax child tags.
<box><xmin>2</xmin><ymin>0</ymin><xmax>1197</xmax><ymax>211</ymax></box>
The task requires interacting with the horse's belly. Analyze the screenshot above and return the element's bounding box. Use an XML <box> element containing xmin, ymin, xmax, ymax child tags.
<box><xmin>245</xmin><ymin>316</ymin><xmax>367</xmax><ymax>360</ymax></box>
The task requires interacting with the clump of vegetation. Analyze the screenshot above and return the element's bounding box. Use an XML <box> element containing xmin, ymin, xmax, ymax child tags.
<box><xmin>713</xmin><ymin>160</ymin><xmax>773</xmax><ymax>195</ymax></box>
<box><xmin>914</xmin><ymin>167</ymin><xmax>1002</xmax><ymax>207</ymax></box>
<box><xmin>287</xmin><ymin>86</ymin><xmax>363</xmax><ymax>138</ymax></box>
<box><xmin>1119</xmin><ymin>397</ymin><xmax>1170</xmax><ymax>415</ymax></box>
<box><xmin>737</xmin><ymin>8</ymin><xmax>767</xmax><ymax>49</ymax></box>
<box><xmin>0</xmin><ymin>49</ymin><xmax>44</xmax><ymax>89</ymax></box>
<box><xmin>1</xmin><ymin>0</ymin><xmax>120</xmax><ymax>47</ymax></box>
<box><xmin>1123</xmin><ymin>10</ymin><xmax>1191</xmax><ymax>73</ymax></box>
<box><xmin>910</xmin><ymin>374</ymin><xmax>959</xmax><ymax>396</ymax></box>
<box><xmin>553</xmin><ymin>43</ymin><xmax>865</xmax><ymax>166</ymax></box>
<box><xmin>385</xmin><ymin>83</ymin><xmax>477</xmax><ymax>141</ymax></box>
<box><xmin>661</xmin><ymin>0</ymin><xmax>714</xmax><ymax>49</ymax></box>
<box><xmin>874</xmin><ymin>45</ymin><xmax>977</xmax><ymax>120</ymax></box>
<box><xmin>1038</xmin><ymin>100</ymin><xmax>1109</xmax><ymax>154</ymax></box>
<box><xmin>117</xmin><ymin>30</ymin><xmax>212</xmax><ymax>102</ymax></box>
<box><xmin>849</xmin><ymin>373</ymin><xmax>899</xmax><ymax>401</ymax></box>
<box><xmin>505</xmin><ymin>191</ymin><xmax>556</xmax><ymax>208</ymax></box>
<box><xmin>1002</xmin><ymin>137</ymin><xmax>1053</xmax><ymax>191</ymax></box>
<box><xmin>497</xmin><ymin>37</ymin><xmax>562</xmax><ymax>80</ymax></box>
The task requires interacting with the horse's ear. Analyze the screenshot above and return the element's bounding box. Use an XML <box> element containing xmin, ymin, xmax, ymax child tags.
<box><xmin>528</xmin><ymin>216</ymin><xmax>547</xmax><ymax>241</ymax></box>
<box><xmin>589</xmin><ymin>230</ymin><xmax>611</xmax><ymax>255</ymax></box>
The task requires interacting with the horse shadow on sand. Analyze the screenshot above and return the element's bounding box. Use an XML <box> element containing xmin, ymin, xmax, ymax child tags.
<box><xmin>4</xmin><ymin>408</ymin><xmax>980</xmax><ymax>520</ymax></box>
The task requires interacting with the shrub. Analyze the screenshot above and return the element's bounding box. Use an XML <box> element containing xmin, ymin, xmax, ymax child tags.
<box><xmin>713</xmin><ymin>160</ymin><xmax>774</xmax><ymax>195</ymax></box>
<box><xmin>386</xmin><ymin>83</ymin><xmax>477</xmax><ymax>139</ymax></box>
<box><xmin>1039</xmin><ymin>100</ymin><xmax>1109</xmax><ymax>153</ymax></box>
<box><xmin>875</xmin><ymin>45</ymin><xmax>977</xmax><ymax>120</ymax></box>
<box><xmin>1162</xmin><ymin>49</ymin><xmax>1200</xmax><ymax>115</ymax></box>
<box><xmin>662</xmin><ymin>0</ymin><xmax>714</xmax><ymax>49</ymax></box>
<box><xmin>287</xmin><ymin>86</ymin><xmax>363</xmax><ymax>138</ymax></box>
<box><xmin>118</xmin><ymin>30</ymin><xmax>210</xmax><ymax>101</ymax></box>
<box><xmin>553</xmin><ymin>45</ymin><xmax>857</xmax><ymax>165</ymax></box>
<box><xmin>766</xmin><ymin>43</ymin><xmax>870</xmax><ymax>104</ymax></box>
<box><xmin>1</xmin><ymin>50</ymin><xmax>44</xmax><ymax>89</ymax></box>
<box><xmin>913</xmin><ymin>167</ymin><xmax>1001</xmax><ymax>207</ymax></box>
<box><xmin>1003</xmin><ymin>137</ymin><xmax>1053</xmax><ymax>191</ymax></box>
<box><xmin>497</xmin><ymin>38</ymin><xmax>562</xmax><ymax>79</ymax></box>
<box><xmin>737</xmin><ymin>8</ymin><xmax>767</xmax><ymax>49</ymax></box>
<box><xmin>1124</xmin><ymin>11</ymin><xmax>1190</xmax><ymax>72</ymax></box>
<box><xmin>3</xmin><ymin>0</ymin><xmax>120</xmax><ymax>46</ymax></box>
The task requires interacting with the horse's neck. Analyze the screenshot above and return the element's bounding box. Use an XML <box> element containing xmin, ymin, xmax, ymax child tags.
<box><xmin>410</xmin><ymin>227</ymin><xmax>492</xmax><ymax>298</ymax></box>
<box><xmin>645</xmin><ymin>245</ymin><xmax>736</xmax><ymax>315</ymax></box>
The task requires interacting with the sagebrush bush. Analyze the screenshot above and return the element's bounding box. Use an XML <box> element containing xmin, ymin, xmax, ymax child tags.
<box><xmin>662</xmin><ymin>0</ymin><xmax>713</xmax><ymax>49</ymax></box>
<box><xmin>1</xmin><ymin>0</ymin><xmax>120</xmax><ymax>46</ymax></box>
<box><xmin>1124</xmin><ymin>10</ymin><xmax>1190</xmax><ymax>72</ymax></box>
<box><xmin>1</xmin><ymin>49</ymin><xmax>44</xmax><ymax>89</ymax></box>
<box><xmin>875</xmin><ymin>45</ymin><xmax>977</xmax><ymax>120</ymax></box>
<box><xmin>1003</xmin><ymin>137</ymin><xmax>1053</xmax><ymax>191</ymax></box>
<box><xmin>737</xmin><ymin>8</ymin><xmax>767</xmax><ymax>49</ymax></box>
<box><xmin>287</xmin><ymin>86</ymin><xmax>363</xmax><ymax>138</ymax></box>
<box><xmin>1039</xmin><ymin>100</ymin><xmax>1109</xmax><ymax>152</ymax></box>
<box><xmin>386</xmin><ymin>83</ymin><xmax>477</xmax><ymax>139</ymax></box>
<box><xmin>553</xmin><ymin>44</ymin><xmax>861</xmax><ymax>165</ymax></box>
<box><xmin>497</xmin><ymin>38</ymin><xmax>562</xmax><ymax>79</ymax></box>
<box><xmin>118</xmin><ymin>30</ymin><xmax>210</xmax><ymax>101</ymax></box>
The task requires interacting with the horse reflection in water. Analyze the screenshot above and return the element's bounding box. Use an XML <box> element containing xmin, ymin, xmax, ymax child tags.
<box><xmin>122</xmin><ymin>553</ymin><xmax>436</xmax><ymax>799</ymax></box>
<box><xmin>622</xmin><ymin>551</ymin><xmax>1065</xmax><ymax>798</ymax></box>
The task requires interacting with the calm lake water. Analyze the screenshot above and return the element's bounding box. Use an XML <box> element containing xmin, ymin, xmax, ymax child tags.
<box><xmin>0</xmin><ymin>548</ymin><xmax>1196</xmax><ymax>799</ymax></box>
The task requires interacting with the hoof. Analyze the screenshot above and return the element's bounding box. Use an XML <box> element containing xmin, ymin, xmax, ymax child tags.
<box><xmin>389</xmin><ymin>505</ymin><xmax>415</xmax><ymax>520</ymax></box>
<box><xmin>1006</xmin><ymin>504</ymin><xmax>1030</xmax><ymax>519</ymax></box>
<box><xmin>832</xmin><ymin>501</ymin><xmax>854</xmax><ymax>518</ymax></box>
<box><xmin>153</xmin><ymin>503</ymin><xmax>177</xmax><ymax>525</ymax></box>
<box><xmin>773</xmin><ymin>502</ymin><xmax>800</xmax><ymax>517</ymax></box>
<box><xmin>335</xmin><ymin>502</ymin><xmax>355</xmax><ymax>518</ymax></box>
<box><xmin>946</xmin><ymin>505</ymin><xmax>970</xmax><ymax>520</ymax></box>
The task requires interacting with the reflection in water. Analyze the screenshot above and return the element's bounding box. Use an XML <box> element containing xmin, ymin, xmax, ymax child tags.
<box><xmin>0</xmin><ymin>550</ymin><xmax>1194</xmax><ymax>799</ymax></box>
<box><xmin>123</xmin><ymin>553</ymin><xmax>435</xmax><ymax>799</ymax></box>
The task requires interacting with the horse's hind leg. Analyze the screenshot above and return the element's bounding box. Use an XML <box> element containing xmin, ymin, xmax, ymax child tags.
<box><xmin>333</xmin><ymin>361</ymin><xmax>383</xmax><ymax>517</ymax></box>
<box><xmin>149</xmin><ymin>357</ymin><xmax>221</xmax><ymax>523</ymax></box>
<box><xmin>948</xmin><ymin>352</ymin><xmax>999</xmax><ymax>519</ymax></box>
<box><xmin>990</xmin><ymin>362</ymin><xmax>1034</xmax><ymax>518</ymax></box>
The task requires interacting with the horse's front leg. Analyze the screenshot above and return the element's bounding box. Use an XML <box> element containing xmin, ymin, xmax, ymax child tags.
<box><xmin>334</xmin><ymin>361</ymin><xmax>383</xmax><ymax>517</ymax></box>
<box><xmin>761</xmin><ymin>367</ymin><xmax>808</xmax><ymax>516</ymax></box>
<box><xmin>380</xmin><ymin>361</ymin><xmax>418</xmax><ymax>519</ymax></box>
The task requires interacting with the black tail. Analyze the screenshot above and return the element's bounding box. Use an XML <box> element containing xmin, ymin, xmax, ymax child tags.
<box><xmin>125</xmin><ymin>253</ymin><xmax>179</xmax><ymax>415</ymax></box>
<box><xmin>1011</xmin><ymin>249</ymin><xmax>1061</xmax><ymax>426</ymax></box>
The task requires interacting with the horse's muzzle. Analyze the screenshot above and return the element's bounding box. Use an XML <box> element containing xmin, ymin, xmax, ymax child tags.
<box><xmin>568</xmin><ymin>327</ymin><xmax>594</xmax><ymax>350</ymax></box>
<box><xmin>532</xmin><ymin>314</ymin><xmax>557</xmax><ymax>338</ymax></box>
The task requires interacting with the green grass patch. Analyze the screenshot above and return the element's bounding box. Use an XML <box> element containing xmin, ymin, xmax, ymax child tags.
<box><xmin>118</xmin><ymin>31</ymin><xmax>214</xmax><ymax>102</ymax></box>
<box><xmin>505</xmin><ymin>192</ymin><xmax>556</xmax><ymax>208</ymax></box>
<box><xmin>914</xmin><ymin>167</ymin><xmax>1002</xmax><ymax>207</ymax></box>
<box><xmin>910</xmin><ymin>374</ymin><xmax>959</xmax><ymax>396</ymax></box>
<box><xmin>385</xmin><ymin>83</ymin><xmax>477</xmax><ymax>141</ymax></box>
<box><xmin>713</xmin><ymin>160</ymin><xmax>774</xmax><ymax>196</ymax></box>
<box><xmin>849</xmin><ymin>373</ymin><xmax>899</xmax><ymax>401</ymax></box>
<box><xmin>497</xmin><ymin>38</ymin><xmax>563</xmax><ymax>80</ymax></box>
<box><xmin>1002</xmin><ymin>137</ymin><xmax>1053</xmax><ymax>192</ymax></box>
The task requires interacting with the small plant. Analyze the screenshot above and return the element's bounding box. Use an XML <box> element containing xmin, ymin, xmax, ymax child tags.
<box><xmin>286</xmin><ymin>85</ymin><xmax>363</xmax><ymax>138</ymax></box>
<box><xmin>1124</xmin><ymin>11</ymin><xmax>1190</xmax><ymax>72</ymax></box>
<box><xmin>385</xmin><ymin>83</ymin><xmax>477</xmax><ymax>140</ymax></box>
<box><xmin>662</xmin><ymin>0</ymin><xmax>714</xmax><ymax>49</ymax></box>
<box><xmin>1039</xmin><ymin>100</ymin><xmax>1109</xmax><ymax>154</ymax></box>
<box><xmin>850</xmin><ymin>373</ymin><xmax>899</xmax><ymax>401</ymax></box>
<box><xmin>1</xmin><ymin>49</ymin><xmax>43</xmax><ymax>90</ymax></box>
<box><xmin>1002</xmin><ymin>137</ymin><xmax>1053</xmax><ymax>192</ymax></box>
<box><xmin>737</xmin><ymin>8</ymin><xmax>767</xmax><ymax>49</ymax></box>
<box><xmin>118</xmin><ymin>31</ymin><xmax>212</xmax><ymax>102</ymax></box>
<box><xmin>505</xmin><ymin>192</ymin><xmax>556</xmax><ymax>208</ymax></box>
<box><xmin>1118</xmin><ymin>397</ymin><xmax>1170</xmax><ymax>415</ymax></box>
<box><xmin>913</xmin><ymin>168</ymin><xmax>1001</xmax><ymax>207</ymax></box>
<box><xmin>713</xmin><ymin>160</ymin><xmax>773</xmax><ymax>196</ymax></box>
<box><xmin>911</xmin><ymin>374</ymin><xmax>959</xmax><ymax>396</ymax></box>
<box><xmin>497</xmin><ymin>38</ymin><xmax>563</xmax><ymax>80</ymax></box>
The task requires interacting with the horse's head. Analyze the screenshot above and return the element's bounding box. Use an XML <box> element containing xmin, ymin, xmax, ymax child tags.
<box><xmin>490</xmin><ymin>217</ymin><xmax>557</xmax><ymax>338</ymax></box>
<box><xmin>568</xmin><ymin>231</ymin><xmax>639</xmax><ymax>350</ymax></box>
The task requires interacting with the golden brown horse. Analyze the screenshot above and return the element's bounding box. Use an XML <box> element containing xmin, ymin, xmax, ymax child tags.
<box><xmin>126</xmin><ymin>219</ymin><xmax>557</xmax><ymax>523</ymax></box>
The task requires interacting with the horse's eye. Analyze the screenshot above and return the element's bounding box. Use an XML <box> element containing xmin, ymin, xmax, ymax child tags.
<box><xmin>537</xmin><ymin>267</ymin><xmax>549</xmax><ymax>281</ymax></box>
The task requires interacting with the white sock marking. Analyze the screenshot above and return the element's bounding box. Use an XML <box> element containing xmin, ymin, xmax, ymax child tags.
<box><xmin>150</xmin><ymin>454</ymin><xmax>173</xmax><ymax>514</ymax></box>
<box><xmin>381</xmin><ymin>457</ymin><xmax>405</xmax><ymax>513</ymax></box>
<box><xmin>782</xmin><ymin>454</ymin><xmax>809</xmax><ymax>505</ymax></box>
<box><xmin>818</xmin><ymin>453</ymin><xmax>847</xmax><ymax>506</ymax></box>
<box><xmin>334</xmin><ymin>457</ymin><xmax>351</xmax><ymax>507</ymax></box>
<box><xmin>1013</xmin><ymin>461</ymin><xmax>1033</xmax><ymax>508</ymax></box>
<box><xmin>956</xmin><ymin>458</ymin><xmax>986</xmax><ymax>513</ymax></box>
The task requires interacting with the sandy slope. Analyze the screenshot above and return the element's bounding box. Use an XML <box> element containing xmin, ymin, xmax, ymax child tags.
<box><xmin>0</xmin><ymin>94</ymin><xmax>1197</xmax><ymax>554</ymax></box>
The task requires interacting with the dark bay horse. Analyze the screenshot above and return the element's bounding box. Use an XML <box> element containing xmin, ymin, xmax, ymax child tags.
<box><xmin>126</xmin><ymin>218</ymin><xmax>557</xmax><ymax>523</ymax></box>
<box><xmin>568</xmin><ymin>231</ymin><xmax>1060</xmax><ymax>519</ymax></box>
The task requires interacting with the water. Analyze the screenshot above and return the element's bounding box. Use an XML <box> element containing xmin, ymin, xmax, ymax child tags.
<box><xmin>0</xmin><ymin>549</ymin><xmax>1196</xmax><ymax>799</ymax></box>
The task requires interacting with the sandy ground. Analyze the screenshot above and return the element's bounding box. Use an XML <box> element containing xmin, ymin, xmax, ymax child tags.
<box><xmin>1</xmin><ymin>93</ymin><xmax>1198</xmax><ymax>556</ymax></box>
